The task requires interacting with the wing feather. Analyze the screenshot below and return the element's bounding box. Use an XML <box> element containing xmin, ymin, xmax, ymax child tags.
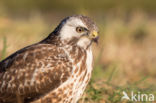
<box><xmin>0</xmin><ymin>43</ymin><xmax>73</xmax><ymax>102</ymax></box>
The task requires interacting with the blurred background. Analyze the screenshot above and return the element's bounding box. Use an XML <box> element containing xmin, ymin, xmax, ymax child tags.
<box><xmin>0</xmin><ymin>0</ymin><xmax>156</xmax><ymax>102</ymax></box>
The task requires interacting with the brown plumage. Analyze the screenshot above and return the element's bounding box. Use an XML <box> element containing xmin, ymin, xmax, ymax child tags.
<box><xmin>0</xmin><ymin>15</ymin><xmax>99</xmax><ymax>103</ymax></box>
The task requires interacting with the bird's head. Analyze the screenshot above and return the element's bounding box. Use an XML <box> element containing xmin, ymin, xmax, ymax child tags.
<box><xmin>53</xmin><ymin>15</ymin><xmax>99</xmax><ymax>49</ymax></box>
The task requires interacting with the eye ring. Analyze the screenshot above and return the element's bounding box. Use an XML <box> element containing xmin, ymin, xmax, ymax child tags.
<box><xmin>76</xmin><ymin>27</ymin><xmax>84</xmax><ymax>33</ymax></box>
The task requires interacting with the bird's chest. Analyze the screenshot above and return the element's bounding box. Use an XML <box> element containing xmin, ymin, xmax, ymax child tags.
<box><xmin>32</xmin><ymin>48</ymin><xmax>93</xmax><ymax>103</ymax></box>
<box><xmin>69</xmin><ymin>49</ymin><xmax>93</xmax><ymax>103</ymax></box>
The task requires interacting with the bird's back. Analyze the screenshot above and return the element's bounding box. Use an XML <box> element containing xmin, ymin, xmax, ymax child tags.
<box><xmin>0</xmin><ymin>42</ymin><xmax>73</xmax><ymax>103</ymax></box>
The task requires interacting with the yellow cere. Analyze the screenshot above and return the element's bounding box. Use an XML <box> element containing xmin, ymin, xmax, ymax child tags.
<box><xmin>92</xmin><ymin>31</ymin><xmax>98</xmax><ymax>38</ymax></box>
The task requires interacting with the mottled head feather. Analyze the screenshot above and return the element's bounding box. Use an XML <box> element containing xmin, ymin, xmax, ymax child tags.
<box><xmin>42</xmin><ymin>15</ymin><xmax>98</xmax><ymax>49</ymax></box>
<box><xmin>53</xmin><ymin>15</ymin><xmax>98</xmax><ymax>35</ymax></box>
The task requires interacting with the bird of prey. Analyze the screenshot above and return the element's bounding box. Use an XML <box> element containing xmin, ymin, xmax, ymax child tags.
<box><xmin>0</xmin><ymin>15</ymin><xmax>99</xmax><ymax>103</ymax></box>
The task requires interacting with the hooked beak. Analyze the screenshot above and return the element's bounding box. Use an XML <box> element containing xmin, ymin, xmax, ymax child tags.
<box><xmin>90</xmin><ymin>31</ymin><xmax>99</xmax><ymax>43</ymax></box>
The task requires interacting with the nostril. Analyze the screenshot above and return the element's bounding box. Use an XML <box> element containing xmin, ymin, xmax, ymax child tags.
<box><xmin>92</xmin><ymin>34</ymin><xmax>96</xmax><ymax>37</ymax></box>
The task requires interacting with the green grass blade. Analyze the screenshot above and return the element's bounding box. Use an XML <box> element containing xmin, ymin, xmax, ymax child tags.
<box><xmin>1</xmin><ymin>37</ymin><xmax>7</xmax><ymax>61</ymax></box>
<box><xmin>107</xmin><ymin>67</ymin><xmax>116</xmax><ymax>83</ymax></box>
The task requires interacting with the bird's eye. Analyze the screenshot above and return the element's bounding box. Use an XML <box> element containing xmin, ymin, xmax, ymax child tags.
<box><xmin>76</xmin><ymin>27</ymin><xmax>84</xmax><ymax>33</ymax></box>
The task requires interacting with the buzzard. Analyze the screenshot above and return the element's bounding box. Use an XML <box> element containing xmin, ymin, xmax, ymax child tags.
<box><xmin>0</xmin><ymin>15</ymin><xmax>99</xmax><ymax>103</ymax></box>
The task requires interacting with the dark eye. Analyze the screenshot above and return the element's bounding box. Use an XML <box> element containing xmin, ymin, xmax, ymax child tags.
<box><xmin>76</xmin><ymin>27</ymin><xmax>84</xmax><ymax>33</ymax></box>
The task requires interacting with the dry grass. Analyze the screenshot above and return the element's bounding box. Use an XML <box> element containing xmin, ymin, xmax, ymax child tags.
<box><xmin>0</xmin><ymin>11</ymin><xmax>156</xmax><ymax>103</ymax></box>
